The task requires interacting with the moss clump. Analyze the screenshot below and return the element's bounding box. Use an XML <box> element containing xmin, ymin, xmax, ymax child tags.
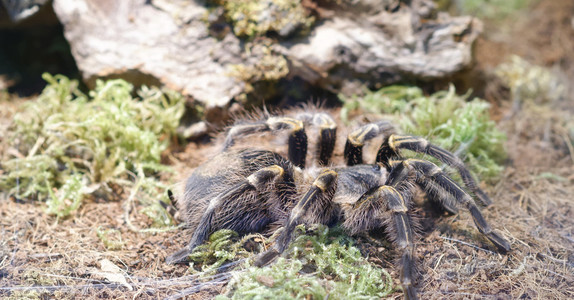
<box><xmin>196</xmin><ymin>225</ymin><xmax>393</xmax><ymax>299</ymax></box>
<box><xmin>188</xmin><ymin>229</ymin><xmax>266</xmax><ymax>273</ymax></box>
<box><xmin>214</xmin><ymin>0</ymin><xmax>314</xmax><ymax>38</ymax></box>
<box><xmin>0</xmin><ymin>74</ymin><xmax>184</xmax><ymax>223</ymax></box>
<box><xmin>96</xmin><ymin>227</ymin><xmax>126</xmax><ymax>250</ymax></box>
<box><xmin>436</xmin><ymin>0</ymin><xmax>533</xmax><ymax>20</ymax></box>
<box><xmin>495</xmin><ymin>56</ymin><xmax>573</xmax><ymax>150</ymax></box>
<box><xmin>340</xmin><ymin>85</ymin><xmax>506</xmax><ymax>181</ymax></box>
<box><xmin>495</xmin><ymin>55</ymin><xmax>565</xmax><ymax>104</ymax></box>
<box><xmin>46</xmin><ymin>173</ymin><xmax>85</xmax><ymax>218</ymax></box>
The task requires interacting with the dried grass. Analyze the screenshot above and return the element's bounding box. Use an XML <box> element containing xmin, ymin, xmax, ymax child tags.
<box><xmin>2</xmin><ymin>1</ymin><xmax>574</xmax><ymax>299</ymax></box>
<box><xmin>2</xmin><ymin>92</ymin><xmax>572</xmax><ymax>299</ymax></box>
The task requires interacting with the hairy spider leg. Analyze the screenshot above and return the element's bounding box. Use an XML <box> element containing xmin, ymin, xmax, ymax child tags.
<box><xmin>166</xmin><ymin>165</ymin><xmax>287</xmax><ymax>264</ymax></box>
<box><xmin>344</xmin><ymin>121</ymin><xmax>395</xmax><ymax>166</ymax></box>
<box><xmin>222</xmin><ymin>117</ymin><xmax>308</xmax><ymax>168</ymax></box>
<box><xmin>396</xmin><ymin>159</ymin><xmax>511</xmax><ymax>253</ymax></box>
<box><xmin>386</xmin><ymin>154</ymin><xmax>459</xmax><ymax>215</ymax></box>
<box><xmin>254</xmin><ymin>169</ymin><xmax>338</xmax><ymax>267</ymax></box>
<box><xmin>309</xmin><ymin>113</ymin><xmax>337</xmax><ymax>166</ymax></box>
<box><xmin>377</xmin><ymin>134</ymin><xmax>493</xmax><ymax>206</ymax></box>
<box><xmin>343</xmin><ymin>163</ymin><xmax>418</xmax><ymax>300</ymax></box>
<box><xmin>293</xmin><ymin>111</ymin><xmax>338</xmax><ymax>166</ymax></box>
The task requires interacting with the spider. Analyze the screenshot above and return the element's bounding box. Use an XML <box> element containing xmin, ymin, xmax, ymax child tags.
<box><xmin>166</xmin><ymin>108</ymin><xmax>510</xmax><ymax>299</ymax></box>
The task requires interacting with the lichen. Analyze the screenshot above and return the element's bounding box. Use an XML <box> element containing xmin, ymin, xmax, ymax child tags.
<box><xmin>214</xmin><ymin>0</ymin><xmax>315</xmax><ymax>38</ymax></box>
<box><xmin>340</xmin><ymin>85</ymin><xmax>506</xmax><ymax>181</ymax></box>
<box><xmin>228</xmin><ymin>39</ymin><xmax>289</xmax><ymax>103</ymax></box>
<box><xmin>0</xmin><ymin>74</ymin><xmax>184</xmax><ymax>223</ymax></box>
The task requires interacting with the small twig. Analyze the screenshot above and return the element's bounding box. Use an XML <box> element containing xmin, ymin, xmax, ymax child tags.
<box><xmin>559</xmin><ymin>232</ymin><xmax>574</xmax><ymax>244</ymax></box>
<box><xmin>433</xmin><ymin>254</ymin><xmax>445</xmax><ymax>272</ymax></box>
<box><xmin>123</xmin><ymin>267</ymin><xmax>240</xmax><ymax>288</ymax></box>
<box><xmin>30</xmin><ymin>269</ymin><xmax>236</xmax><ymax>291</ymax></box>
<box><xmin>537</xmin><ymin>252</ymin><xmax>569</xmax><ymax>265</ymax></box>
<box><xmin>123</xmin><ymin>168</ymin><xmax>144</xmax><ymax>232</ymax></box>
<box><xmin>534</xmin><ymin>266</ymin><xmax>570</xmax><ymax>280</ymax></box>
<box><xmin>0</xmin><ymin>283</ymin><xmax>125</xmax><ymax>292</ymax></box>
<box><xmin>29</xmin><ymin>253</ymin><xmax>63</xmax><ymax>262</ymax></box>
<box><xmin>439</xmin><ymin>236</ymin><xmax>497</xmax><ymax>255</ymax></box>
<box><xmin>163</xmin><ymin>272</ymin><xmax>232</xmax><ymax>300</ymax></box>
<box><xmin>27</xmin><ymin>136</ymin><xmax>46</xmax><ymax>158</ymax></box>
<box><xmin>138</xmin><ymin>225</ymin><xmax>183</xmax><ymax>234</ymax></box>
<box><xmin>424</xmin><ymin>290</ymin><xmax>502</xmax><ymax>298</ymax></box>
<box><xmin>509</xmin><ymin>255</ymin><xmax>531</xmax><ymax>277</ymax></box>
<box><xmin>41</xmin><ymin>273</ymin><xmax>109</xmax><ymax>283</ymax></box>
<box><xmin>216</xmin><ymin>258</ymin><xmax>248</xmax><ymax>272</ymax></box>
<box><xmin>561</xmin><ymin>133</ymin><xmax>574</xmax><ymax>165</ymax></box>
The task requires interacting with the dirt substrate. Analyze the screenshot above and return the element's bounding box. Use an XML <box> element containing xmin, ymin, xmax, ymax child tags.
<box><xmin>2</xmin><ymin>103</ymin><xmax>573</xmax><ymax>299</ymax></box>
<box><xmin>1</xmin><ymin>0</ymin><xmax>574</xmax><ymax>299</ymax></box>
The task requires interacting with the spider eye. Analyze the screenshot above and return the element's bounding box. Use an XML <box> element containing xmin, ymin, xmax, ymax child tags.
<box><xmin>372</xmin><ymin>164</ymin><xmax>381</xmax><ymax>172</ymax></box>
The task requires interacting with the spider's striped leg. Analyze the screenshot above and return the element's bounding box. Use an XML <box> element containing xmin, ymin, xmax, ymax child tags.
<box><xmin>310</xmin><ymin>113</ymin><xmax>337</xmax><ymax>166</ymax></box>
<box><xmin>343</xmin><ymin>165</ymin><xmax>418</xmax><ymax>300</ymax></box>
<box><xmin>223</xmin><ymin>117</ymin><xmax>308</xmax><ymax>168</ymax></box>
<box><xmin>402</xmin><ymin>159</ymin><xmax>511</xmax><ymax>253</ymax></box>
<box><xmin>295</xmin><ymin>112</ymin><xmax>337</xmax><ymax>166</ymax></box>
<box><xmin>377</xmin><ymin>134</ymin><xmax>493</xmax><ymax>206</ymax></box>
<box><xmin>422</xmin><ymin>185</ymin><xmax>460</xmax><ymax>215</ymax></box>
<box><xmin>344</xmin><ymin>121</ymin><xmax>395</xmax><ymax>166</ymax></box>
<box><xmin>166</xmin><ymin>165</ymin><xmax>286</xmax><ymax>264</ymax></box>
<box><xmin>254</xmin><ymin>169</ymin><xmax>338</xmax><ymax>266</ymax></box>
<box><xmin>385</xmin><ymin>158</ymin><xmax>459</xmax><ymax>215</ymax></box>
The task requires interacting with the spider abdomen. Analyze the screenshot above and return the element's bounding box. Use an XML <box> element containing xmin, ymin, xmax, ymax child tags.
<box><xmin>179</xmin><ymin>149</ymin><xmax>296</xmax><ymax>235</ymax></box>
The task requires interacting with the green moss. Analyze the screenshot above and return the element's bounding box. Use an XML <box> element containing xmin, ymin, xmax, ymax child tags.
<box><xmin>495</xmin><ymin>55</ymin><xmax>564</xmax><ymax>103</ymax></box>
<box><xmin>0</xmin><ymin>74</ymin><xmax>184</xmax><ymax>223</ymax></box>
<box><xmin>96</xmin><ymin>227</ymin><xmax>126</xmax><ymax>250</ymax></box>
<box><xmin>340</xmin><ymin>85</ymin><xmax>506</xmax><ymax>181</ymax></box>
<box><xmin>435</xmin><ymin>0</ymin><xmax>533</xmax><ymax>20</ymax></box>
<box><xmin>193</xmin><ymin>225</ymin><xmax>393</xmax><ymax>299</ymax></box>
<box><xmin>46</xmin><ymin>173</ymin><xmax>84</xmax><ymax>218</ymax></box>
<box><xmin>4</xmin><ymin>270</ymin><xmax>55</xmax><ymax>299</ymax></box>
<box><xmin>214</xmin><ymin>0</ymin><xmax>314</xmax><ymax>38</ymax></box>
<box><xmin>4</xmin><ymin>290</ymin><xmax>42</xmax><ymax>300</ymax></box>
<box><xmin>22</xmin><ymin>269</ymin><xmax>56</xmax><ymax>286</ymax></box>
<box><xmin>188</xmin><ymin>229</ymin><xmax>266</xmax><ymax>274</ymax></box>
<box><xmin>495</xmin><ymin>56</ymin><xmax>572</xmax><ymax>149</ymax></box>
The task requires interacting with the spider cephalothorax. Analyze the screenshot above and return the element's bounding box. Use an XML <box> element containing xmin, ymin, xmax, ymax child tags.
<box><xmin>167</xmin><ymin>108</ymin><xmax>510</xmax><ymax>299</ymax></box>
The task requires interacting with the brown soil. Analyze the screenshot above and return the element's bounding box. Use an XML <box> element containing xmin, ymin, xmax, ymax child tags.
<box><xmin>1</xmin><ymin>0</ymin><xmax>574</xmax><ymax>299</ymax></box>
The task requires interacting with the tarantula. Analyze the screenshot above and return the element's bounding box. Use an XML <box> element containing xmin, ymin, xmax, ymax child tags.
<box><xmin>167</xmin><ymin>109</ymin><xmax>510</xmax><ymax>299</ymax></box>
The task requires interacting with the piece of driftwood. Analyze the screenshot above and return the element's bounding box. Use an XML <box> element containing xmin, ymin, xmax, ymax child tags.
<box><xmin>53</xmin><ymin>0</ymin><xmax>244</xmax><ymax>109</ymax></box>
<box><xmin>53</xmin><ymin>0</ymin><xmax>481</xmax><ymax>111</ymax></box>
<box><xmin>282</xmin><ymin>10</ymin><xmax>481</xmax><ymax>95</ymax></box>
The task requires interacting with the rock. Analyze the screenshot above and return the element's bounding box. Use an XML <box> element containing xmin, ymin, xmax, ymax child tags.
<box><xmin>52</xmin><ymin>0</ymin><xmax>481</xmax><ymax>111</ymax></box>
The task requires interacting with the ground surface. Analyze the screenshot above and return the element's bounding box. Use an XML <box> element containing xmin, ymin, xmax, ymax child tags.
<box><xmin>1</xmin><ymin>0</ymin><xmax>574</xmax><ymax>299</ymax></box>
